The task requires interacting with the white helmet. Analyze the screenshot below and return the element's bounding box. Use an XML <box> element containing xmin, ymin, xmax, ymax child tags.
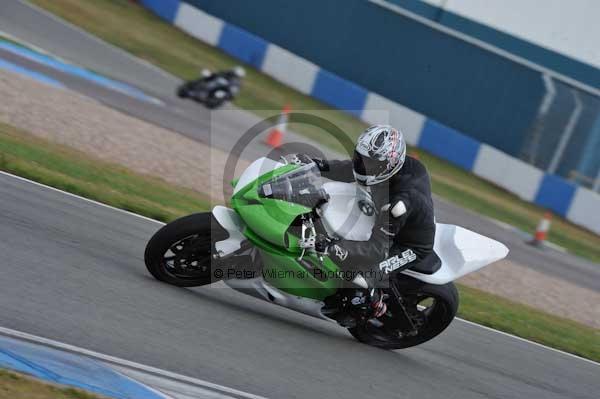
<box><xmin>352</xmin><ymin>125</ymin><xmax>406</xmax><ymax>186</ymax></box>
<box><xmin>232</xmin><ymin>66</ymin><xmax>246</xmax><ymax>78</ymax></box>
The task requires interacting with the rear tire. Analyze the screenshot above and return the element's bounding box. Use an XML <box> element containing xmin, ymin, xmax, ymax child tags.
<box><xmin>144</xmin><ymin>213</ymin><xmax>227</xmax><ymax>287</ymax></box>
<box><xmin>349</xmin><ymin>279</ymin><xmax>458</xmax><ymax>349</ymax></box>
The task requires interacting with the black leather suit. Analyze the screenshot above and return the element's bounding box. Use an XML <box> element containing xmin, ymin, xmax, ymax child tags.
<box><xmin>316</xmin><ymin>156</ymin><xmax>440</xmax><ymax>283</ymax></box>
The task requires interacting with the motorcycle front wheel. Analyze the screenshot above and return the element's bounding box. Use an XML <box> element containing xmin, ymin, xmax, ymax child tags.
<box><xmin>348</xmin><ymin>278</ymin><xmax>458</xmax><ymax>349</ymax></box>
<box><xmin>144</xmin><ymin>213</ymin><xmax>227</xmax><ymax>287</ymax></box>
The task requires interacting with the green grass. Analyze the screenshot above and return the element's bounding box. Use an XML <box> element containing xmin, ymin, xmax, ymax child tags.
<box><xmin>0</xmin><ymin>369</ymin><xmax>105</xmax><ymax>399</ymax></box>
<box><xmin>0</xmin><ymin>122</ymin><xmax>209</xmax><ymax>222</ymax></box>
<box><xmin>28</xmin><ymin>0</ymin><xmax>600</xmax><ymax>264</ymax></box>
<box><xmin>457</xmin><ymin>285</ymin><xmax>600</xmax><ymax>361</ymax></box>
<box><xmin>1</xmin><ymin>122</ymin><xmax>598</xmax><ymax>361</ymax></box>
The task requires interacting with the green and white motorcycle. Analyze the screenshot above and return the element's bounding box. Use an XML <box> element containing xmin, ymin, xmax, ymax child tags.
<box><xmin>145</xmin><ymin>155</ymin><xmax>508</xmax><ymax>349</ymax></box>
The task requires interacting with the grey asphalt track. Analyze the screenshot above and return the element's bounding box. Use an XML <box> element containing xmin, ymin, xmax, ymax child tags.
<box><xmin>1</xmin><ymin>0</ymin><xmax>598</xmax><ymax>293</ymax></box>
<box><xmin>0</xmin><ymin>3</ymin><xmax>599</xmax><ymax>396</ymax></box>
<box><xmin>1</xmin><ymin>172</ymin><xmax>598</xmax><ymax>399</ymax></box>
<box><xmin>0</xmin><ymin>0</ymin><xmax>179</xmax><ymax>94</ymax></box>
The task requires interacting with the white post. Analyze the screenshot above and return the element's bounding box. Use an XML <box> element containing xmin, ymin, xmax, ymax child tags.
<box><xmin>540</xmin><ymin>74</ymin><xmax>557</xmax><ymax>114</ymax></box>
<box><xmin>526</xmin><ymin>74</ymin><xmax>556</xmax><ymax>164</ymax></box>
<box><xmin>548</xmin><ymin>90</ymin><xmax>583</xmax><ymax>174</ymax></box>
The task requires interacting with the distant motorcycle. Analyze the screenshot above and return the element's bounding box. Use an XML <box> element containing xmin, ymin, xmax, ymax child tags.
<box><xmin>144</xmin><ymin>155</ymin><xmax>509</xmax><ymax>349</ymax></box>
<box><xmin>177</xmin><ymin>66</ymin><xmax>245</xmax><ymax>109</ymax></box>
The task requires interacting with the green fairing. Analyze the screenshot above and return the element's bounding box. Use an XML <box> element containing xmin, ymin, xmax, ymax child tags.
<box><xmin>231</xmin><ymin>164</ymin><xmax>308</xmax><ymax>247</ymax></box>
<box><xmin>242</xmin><ymin>228</ymin><xmax>339</xmax><ymax>300</ymax></box>
<box><xmin>231</xmin><ymin>164</ymin><xmax>341</xmax><ymax>300</ymax></box>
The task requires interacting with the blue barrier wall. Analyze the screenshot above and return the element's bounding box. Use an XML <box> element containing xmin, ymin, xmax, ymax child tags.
<box><xmin>418</xmin><ymin>119</ymin><xmax>481</xmax><ymax>171</ymax></box>
<box><xmin>140</xmin><ymin>0</ymin><xmax>180</xmax><ymax>22</ymax></box>
<box><xmin>534</xmin><ymin>175</ymin><xmax>577</xmax><ymax>216</ymax></box>
<box><xmin>217</xmin><ymin>24</ymin><xmax>268</xmax><ymax>69</ymax></box>
<box><xmin>311</xmin><ymin>70</ymin><xmax>368</xmax><ymax>117</ymax></box>
<box><xmin>182</xmin><ymin>0</ymin><xmax>544</xmax><ymax>157</ymax></box>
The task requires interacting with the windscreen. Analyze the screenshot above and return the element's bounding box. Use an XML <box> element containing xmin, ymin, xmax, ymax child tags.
<box><xmin>259</xmin><ymin>163</ymin><xmax>328</xmax><ymax>209</ymax></box>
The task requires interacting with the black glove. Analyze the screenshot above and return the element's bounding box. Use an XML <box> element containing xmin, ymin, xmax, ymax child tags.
<box><xmin>315</xmin><ymin>234</ymin><xmax>333</xmax><ymax>254</ymax></box>
<box><xmin>285</xmin><ymin>153</ymin><xmax>313</xmax><ymax>166</ymax></box>
<box><xmin>299</xmin><ymin>234</ymin><xmax>333</xmax><ymax>253</ymax></box>
<box><xmin>314</xmin><ymin>234</ymin><xmax>332</xmax><ymax>254</ymax></box>
<box><xmin>311</xmin><ymin>158</ymin><xmax>329</xmax><ymax>172</ymax></box>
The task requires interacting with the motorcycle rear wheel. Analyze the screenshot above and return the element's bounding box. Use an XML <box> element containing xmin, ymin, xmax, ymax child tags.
<box><xmin>144</xmin><ymin>213</ymin><xmax>227</xmax><ymax>287</ymax></box>
<box><xmin>348</xmin><ymin>278</ymin><xmax>458</xmax><ymax>349</ymax></box>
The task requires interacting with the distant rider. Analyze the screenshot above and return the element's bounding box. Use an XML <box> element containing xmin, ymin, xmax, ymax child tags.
<box><xmin>197</xmin><ymin>65</ymin><xmax>245</xmax><ymax>93</ymax></box>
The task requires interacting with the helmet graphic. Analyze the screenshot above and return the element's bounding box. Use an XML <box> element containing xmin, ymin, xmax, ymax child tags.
<box><xmin>352</xmin><ymin>125</ymin><xmax>406</xmax><ymax>186</ymax></box>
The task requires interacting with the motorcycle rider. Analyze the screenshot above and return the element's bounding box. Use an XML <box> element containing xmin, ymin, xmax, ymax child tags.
<box><xmin>224</xmin><ymin>65</ymin><xmax>246</xmax><ymax>87</ymax></box>
<box><xmin>181</xmin><ymin>65</ymin><xmax>246</xmax><ymax>101</ymax></box>
<box><xmin>198</xmin><ymin>65</ymin><xmax>245</xmax><ymax>89</ymax></box>
<box><xmin>312</xmin><ymin>125</ymin><xmax>439</xmax><ymax>318</ymax></box>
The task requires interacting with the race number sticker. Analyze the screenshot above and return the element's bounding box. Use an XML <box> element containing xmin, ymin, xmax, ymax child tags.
<box><xmin>379</xmin><ymin>249</ymin><xmax>417</xmax><ymax>274</ymax></box>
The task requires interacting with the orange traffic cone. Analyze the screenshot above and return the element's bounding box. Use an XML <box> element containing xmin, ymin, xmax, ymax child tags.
<box><xmin>529</xmin><ymin>212</ymin><xmax>552</xmax><ymax>247</ymax></box>
<box><xmin>265</xmin><ymin>105</ymin><xmax>291</xmax><ymax>148</ymax></box>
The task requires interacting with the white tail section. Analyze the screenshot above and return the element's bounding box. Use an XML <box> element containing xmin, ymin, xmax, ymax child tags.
<box><xmin>403</xmin><ymin>224</ymin><xmax>509</xmax><ymax>285</ymax></box>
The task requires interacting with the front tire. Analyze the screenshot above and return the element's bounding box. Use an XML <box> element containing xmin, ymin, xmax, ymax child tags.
<box><xmin>144</xmin><ymin>213</ymin><xmax>227</xmax><ymax>287</ymax></box>
<box><xmin>349</xmin><ymin>279</ymin><xmax>458</xmax><ymax>349</ymax></box>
